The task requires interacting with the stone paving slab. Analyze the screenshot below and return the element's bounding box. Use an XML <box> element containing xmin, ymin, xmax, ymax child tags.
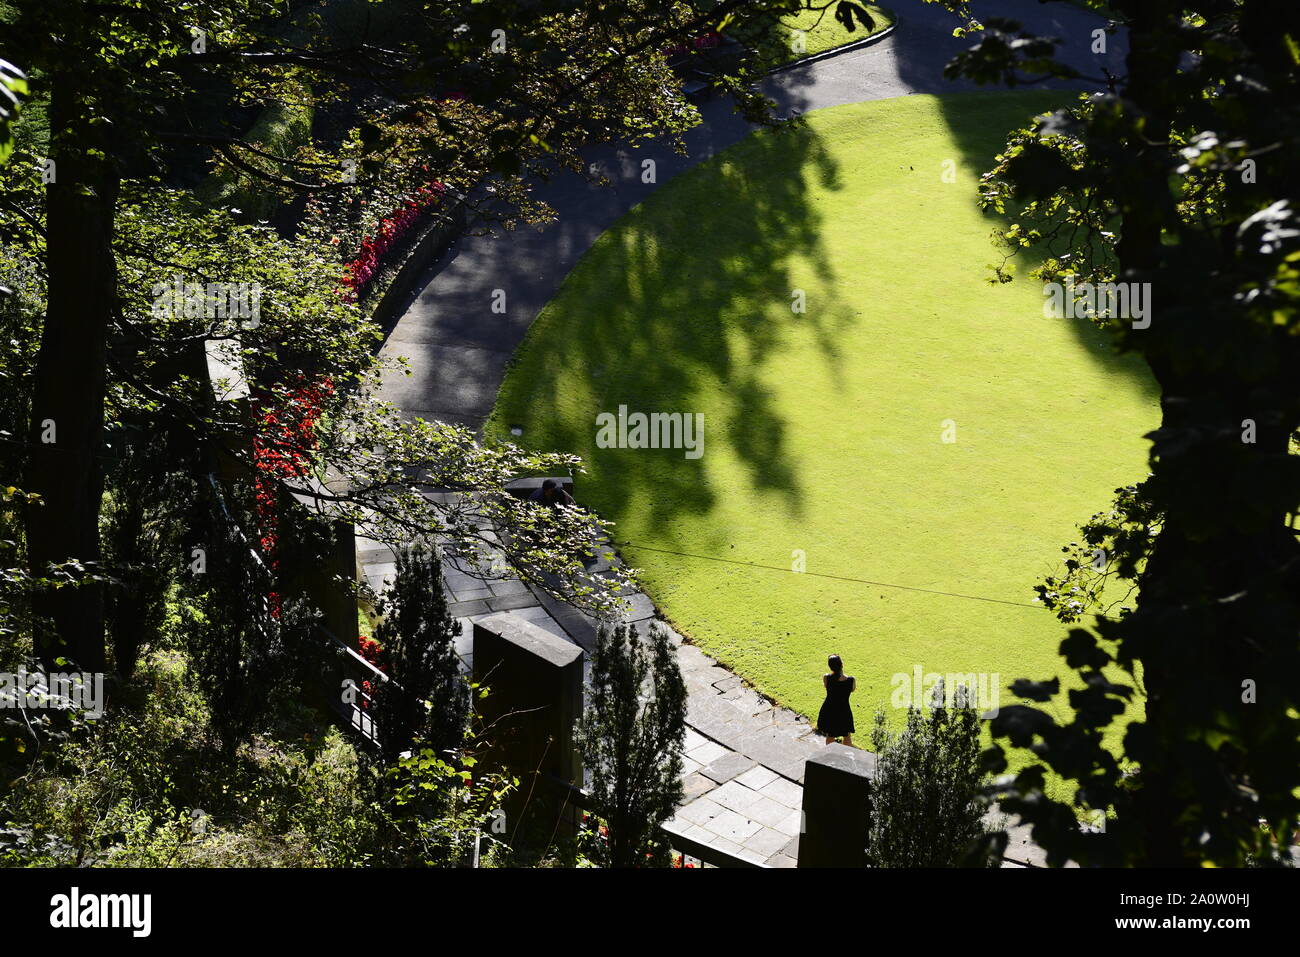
<box><xmin>720</xmin><ymin>685</ymin><xmax>776</xmax><ymax>718</ymax></box>
<box><xmin>735</xmin><ymin>765</ymin><xmax>779</xmax><ymax>791</ymax></box>
<box><xmin>687</xmin><ymin>666</ymin><xmax>736</xmax><ymax>692</ymax></box>
<box><xmin>699</xmin><ymin>751</ymin><xmax>757</xmax><ymax>785</ymax></box>
<box><xmin>771</xmin><ymin>809</ymin><xmax>803</xmax><ymax>839</ymax></box>
<box><xmin>488</xmin><ymin>580</ymin><xmax>531</xmax><ymax>598</ymax></box>
<box><xmin>681</xmin><ymin>772</ymin><xmax>716</xmax><ymax>803</ymax></box>
<box><xmin>485</xmin><ymin>592</ymin><xmax>540</xmax><ymax>613</ymax></box>
<box><xmin>710</xmin><ymin>780</ymin><xmax>764</xmax><ymax>815</ymax></box>
<box><xmin>1003</xmin><ymin>822</ymin><xmax>1051</xmax><ymax>868</ymax></box>
<box><xmin>732</xmin><ymin>727</ymin><xmax>818</xmax><ymax>783</ymax></box>
<box><xmin>677</xmin><ymin>796</ymin><xmax>726</xmax><ymax>828</ymax></box>
<box><xmin>683</xmin><ymin>728</ymin><xmax>711</xmax><ymax>752</ymax></box>
<box><xmin>713</xmin><ymin>674</ymin><xmax>743</xmax><ymax>693</ymax></box>
<box><xmin>757</xmin><ymin>776</ymin><xmax>803</xmax><ymax>810</ymax></box>
<box><xmin>706</xmin><ymin>808</ymin><xmax>764</xmax><ymax>845</ymax></box>
<box><xmin>685</xmin><ymin>739</ymin><xmax>729</xmax><ymax>766</ymax></box>
<box><xmin>746</xmin><ymin>825</ymin><xmax>794</xmax><ymax>859</ymax></box>
<box><xmin>447</xmin><ymin>598</ymin><xmax>490</xmax><ymax>617</ymax></box>
<box><xmin>746</xmin><ymin>794</ymin><xmax>798</xmax><ymax>830</ymax></box>
<box><xmin>667</xmin><ymin>765</ymin><xmax>805</xmax><ymax>865</ymax></box>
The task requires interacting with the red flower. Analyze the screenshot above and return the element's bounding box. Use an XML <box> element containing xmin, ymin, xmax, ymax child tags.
<box><xmin>251</xmin><ymin>375</ymin><xmax>337</xmax><ymax>612</ymax></box>
<box><xmin>336</xmin><ymin>176</ymin><xmax>447</xmax><ymax>297</ymax></box>
<box><xmin>358</xmin><ymin>634</ymin><xmax>384</xmax><ymax>666</ymax></box>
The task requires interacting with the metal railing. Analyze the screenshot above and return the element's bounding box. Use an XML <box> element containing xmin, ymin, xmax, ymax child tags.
<box><xmin>318</xmin><ymin>625</ymin><xmax>389</xmax><ymax>747</ymax></box>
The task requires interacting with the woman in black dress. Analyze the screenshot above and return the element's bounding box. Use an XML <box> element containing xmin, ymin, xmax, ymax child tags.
<box><xmin>816</xmin><ymin>654</ymin><xmax>855</xmax><ymax>746</ymax></box>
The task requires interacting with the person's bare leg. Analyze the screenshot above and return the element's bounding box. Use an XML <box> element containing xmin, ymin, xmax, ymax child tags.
<box><xmin>825</xmin><ymin>736</ymin><xmax>834</xmax><ymax>745</ymax></box>
<box><xmin>843</xmin><ymin>734</ymin><xmax>853</xmax><ymax>748</ymax></box>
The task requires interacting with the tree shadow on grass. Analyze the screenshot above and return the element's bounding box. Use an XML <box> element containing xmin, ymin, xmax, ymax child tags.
<box><xmin>495</xmin><ymin>0</ymin><xmax>1160</xmax><ymax>564</ymax></box>
<box><xmin>878</xmin><ymin>0</ymin><xmax>1158</xmax><ymax>402</ymax></box>
<box><xmin>492</xmin><ymin>118</ymin><xmax>861</xmax><ymax>548</ymax></box>
<box><xmin>929</xmin><ymin>89</ymin><xmax>1160</xmax><ymax>405</ymax></box>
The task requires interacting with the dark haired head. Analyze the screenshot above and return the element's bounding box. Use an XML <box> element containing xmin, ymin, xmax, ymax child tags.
<box><xmin>828</xmin><ymin>654</ymin><xmax>843</xmax><ymax>675</ymax></box>
<box><xmin>542</xmin><ymin>479</ymin><xmax>557</xmax><ymax>490</ymax></box>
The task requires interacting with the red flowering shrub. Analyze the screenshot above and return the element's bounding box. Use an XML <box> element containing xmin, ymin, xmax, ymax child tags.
<box><xmin>340</xmin><ymin>180</ymin><xmax>447</xmax><ymax>301</ymax></box>
<box><xmin>357</xmin><ymin>634</ymin><xmax>385</xmax><ymax>709</ymax></box>
<box><xmin>251</xmin><ymin>374</ymin><xmax>336</xmax><ymax>614</ymax></box>
<box><xmin>358</xmin><ymin>634</ymin><xmax>383</xmax><ymax>665</ymax></box>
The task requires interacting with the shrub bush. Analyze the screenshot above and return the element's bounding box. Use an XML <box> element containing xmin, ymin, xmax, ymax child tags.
<box><xmin>866</xmin><ymin>680</ymin><xmax>994</xmax><ymax>867</ymax></box>
<box><xmin>575</xmin><ymin>621</ymin><xmax>686</xmax><ymax>868</ymax></box>
<box><xmin>371</xmin><ymin>542</ymin><xmax>469</xmax><ymax>762</ymax></box>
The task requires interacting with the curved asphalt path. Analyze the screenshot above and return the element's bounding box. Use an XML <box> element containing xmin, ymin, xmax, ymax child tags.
<box><xmin>375</xmin><ymin>0</ymin><xmax>1125</xmax><ymax>428</ymax></box>
<box><xmin>366</xmin><ymin>0</ymin><xmax>1123</xmax><ymax>867</ymax></box>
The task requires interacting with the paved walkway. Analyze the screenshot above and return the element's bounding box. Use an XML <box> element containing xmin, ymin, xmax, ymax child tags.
<box><xmin>361</xmin><ymin>0</ymin><xmax>1119</xmax><ymax>866</ymax></box>
<box><xmin>374</xmin><ymin>0</ymin><xmax>1125</xmax><ymax>428</ymax></box>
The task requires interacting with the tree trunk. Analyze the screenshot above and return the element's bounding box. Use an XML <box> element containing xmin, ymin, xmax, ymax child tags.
<box><xmin>1113</xmin><ymin>0</ymin><xmax>1206</xmax><ymax>866</ymax></box>
<box><xmin>25</xmin><ymin>68</ymin><xmax>118</xmax><ymax>674</ymax></box>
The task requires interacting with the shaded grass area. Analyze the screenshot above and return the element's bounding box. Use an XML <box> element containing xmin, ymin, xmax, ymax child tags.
<box><xmin>486</xmin><ymin>93</ymin><xmax>1158</xmax><ymax>786</ymax></box>
<box><xmin>196</xmin><ymin>75</ymin><xmax>315</xmax><ymax>221</ymax></box>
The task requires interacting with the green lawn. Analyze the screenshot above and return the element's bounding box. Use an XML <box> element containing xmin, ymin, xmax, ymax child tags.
<box><xmin>755</xmin><ymin>3</ymin><xmax>894</xmax><ymax>64</ymax></box>
<box><xmin>486</xmin><ymin>92</ymin><xmax>1157</xmax><ymax>780</ymax></box>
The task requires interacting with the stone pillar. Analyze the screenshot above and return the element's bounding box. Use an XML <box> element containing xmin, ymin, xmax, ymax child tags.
<box><xmin>797</xmin><ymin>744</ymin><xmax>876</xmax><ymax>868</ymax></box>
<box><xmin>322</xmin><ymin>517</ymin><xmax>356</xmax><ymax>643</ymax></box>
<box><xmin>472</xmin><ymin>612</ymin><xmax>584</xmax><ymax>834</ymax></box>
